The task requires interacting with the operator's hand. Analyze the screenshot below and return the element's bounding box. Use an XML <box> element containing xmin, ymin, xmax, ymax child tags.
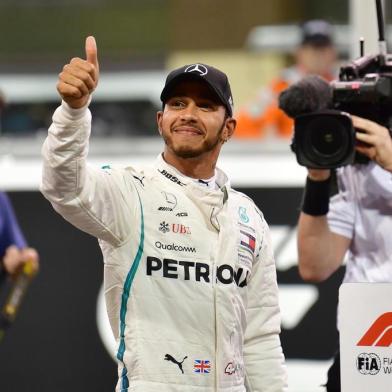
<box><xmin>3</xmin><ymin>245</ymin><xmax>39</xmax><ymax>276</ymax></box>
<box><xmin>307</xmin><ymin>168</ymin><xmax>331</xmax><ymax>181</ymax></box>
<box><xmin>57</xmin><ymin>36</ymin><xmax>99</xmax><ymax>109</ymax></box>
<box><xmin>352</xmin><ymin>115</ymin><xmax>392</xmax><ymax>173</ymax></box>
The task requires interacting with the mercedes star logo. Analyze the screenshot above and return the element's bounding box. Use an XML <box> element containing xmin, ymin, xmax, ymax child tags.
<box><xmin>185</xmin><ymin>64</ymin><xmax>208</xmax><ymax>76</ymax></box>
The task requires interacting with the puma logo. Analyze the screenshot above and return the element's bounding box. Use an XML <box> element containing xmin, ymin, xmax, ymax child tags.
<box><xmin>164</xmin><ymin>354</ymin><xmax>188</xmax><ymax>374</ymax></box>
<box><xmin>133</xmin><ymin>175</ymin><xmax>145</xmax><ymax>187</ymax></box>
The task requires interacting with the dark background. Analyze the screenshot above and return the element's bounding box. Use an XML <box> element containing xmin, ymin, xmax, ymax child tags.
<box><xmin>0</xmin><ymin>189</ymin><xmax>343</xmax><ymax>391</ymax></box>
<box><xmin>0</xmin><ymin>192</ymin><xmax>116</xmax><ymax>392</ymax></box>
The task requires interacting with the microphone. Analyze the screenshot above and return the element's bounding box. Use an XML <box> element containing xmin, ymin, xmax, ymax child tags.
<box><xmin>0</xmin><ymin>259</ymin><xmax>38</xmax><ymax>342</ymax></box>
<box><xmin>278</xmin><ymin>75</ymin><xmax>333</xmax><ymax>118</ymax></box>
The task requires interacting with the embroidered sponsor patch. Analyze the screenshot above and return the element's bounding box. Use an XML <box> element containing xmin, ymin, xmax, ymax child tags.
<box><xmin>240</xmin><ymin>230</ymin><xmax>256</xmax><ymax>254</ymax></box>
<box><xmin>238</xmin><ymin>206</ymin><xmax>249</xmax><ymax>223</ymax></box>
<box><xmin>158</xmin><ymin>222</ymin><xmax>191</xmax><ymax>234</ymax></box>
<box><xmin>238</xmin><ymin>252</ymin><xmax>253</xmax><ymax>269</ymax></box>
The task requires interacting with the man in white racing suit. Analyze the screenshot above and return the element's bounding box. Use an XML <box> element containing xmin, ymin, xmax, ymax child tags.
<box><xmin>41</xmin><ymin>36</ymin><xmax>287</xmax><ymax>392</ymax></box>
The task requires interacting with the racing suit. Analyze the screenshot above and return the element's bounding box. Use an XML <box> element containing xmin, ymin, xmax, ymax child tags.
<box><xmin>41</xmin><ymin>101</ymin><xmax>287</xmax><ymax>392</ymax></box>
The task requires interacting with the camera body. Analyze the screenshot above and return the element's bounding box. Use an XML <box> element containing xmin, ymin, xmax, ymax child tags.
<box><xmin>293</xmin><ymin>53</ymin><xmax>392</xmax><ymax>169</ymax></box>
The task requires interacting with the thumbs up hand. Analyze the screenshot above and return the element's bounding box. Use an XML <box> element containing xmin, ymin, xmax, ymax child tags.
<box><xmin>57</xmin><ymin>36</ymin><xmax>99</xmax><ymax>109</ymax></box>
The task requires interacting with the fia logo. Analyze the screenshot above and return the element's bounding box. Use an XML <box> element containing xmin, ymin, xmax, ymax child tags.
<box><xmin>238</xmin><ymin>207</ymin><xmax>249</xmax><ymax>223</ymax></box>
<box><xmin>356</xmin><ymin>353</ymin><xmax>381</xmax><ymax>375</ymax></box>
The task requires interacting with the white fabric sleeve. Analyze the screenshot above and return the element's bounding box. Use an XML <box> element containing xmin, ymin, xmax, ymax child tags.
<box><xmin>327</xmin><ymin>168</ymin><xmax>355</xmax><ymax>240</ymax></box>
<box><xmin>243</xmin><ymin>221</ymin><xmax>288</xmax><ymax>392</ymax></box>
<box><xmin>40</xmin><ymin>101</ymin><xmax>135</xmax><ymax>246</ymax></box>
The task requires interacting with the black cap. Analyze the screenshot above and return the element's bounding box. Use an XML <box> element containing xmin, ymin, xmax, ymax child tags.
<box><xmin>160</xmin><ymin>63</ymin><xmax>234</xmax><ymax>116</ymax></box>
<box><xmin>300</xmin><ymin>20</ymin><xmax>333</xmax><ymax>47</ymax></box>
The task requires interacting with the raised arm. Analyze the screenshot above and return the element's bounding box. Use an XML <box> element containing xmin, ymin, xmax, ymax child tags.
<box><xmin>41</xmin><ymin>37</ymin><xmax>135</xmax><ymax>246</ymax></box>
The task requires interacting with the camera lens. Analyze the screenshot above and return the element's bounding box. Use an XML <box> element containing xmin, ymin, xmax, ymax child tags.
<box><xmin>305</xmin><ymin>117</ymin><xmax>348</xmax><ymax>160</ymax></box>
<box><xmin>310</xmin><ymin>127</ymin><xmax>343</xmax><ymax>156</ymax></box>
<box><xmin>296</xmin><ymin>112</ymin><xmax>355</xmax><ymax>168</ymax></box>
<box><xmin>294</xmin><ymin>111</ymin><xmax>356</xmax><ymax>168</ymax></box>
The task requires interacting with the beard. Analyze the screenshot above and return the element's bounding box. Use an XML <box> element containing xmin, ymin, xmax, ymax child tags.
<box><xmin>162</xmin><ymin>121</ymin><xmax>225</xmax><ymax>159</ymax></box>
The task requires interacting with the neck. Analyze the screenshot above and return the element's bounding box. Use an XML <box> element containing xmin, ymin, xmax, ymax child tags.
<box><xmin>162</xmin><ymin>148</ymin><xmax>219</xmax><ymax>179</ymax></box>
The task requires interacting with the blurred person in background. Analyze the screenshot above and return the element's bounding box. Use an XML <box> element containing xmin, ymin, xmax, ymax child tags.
<box><xmin>0</xmin><ymin>93</ymin><xmax>39</xmax><ymax>282</ymax></box>
<box><xmin>0</xmin><ymin>192</ymin><xmax>39</xmax><ymax>283</ymax></box>
<box><xmin>235</xmin><ymin>19</ymin><xmax>338</xmax><ymax>140</ymax></box>
<box><xmin>41</xmin><ymin>36</ymin><xmax>287</xmax><ymax>391</ymax></box>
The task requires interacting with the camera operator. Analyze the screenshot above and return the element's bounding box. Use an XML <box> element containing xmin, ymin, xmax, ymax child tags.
<box><xmin>297</xmin><ymin>114</ymin><xmax>392</xmax><ymax>391</ymax></box>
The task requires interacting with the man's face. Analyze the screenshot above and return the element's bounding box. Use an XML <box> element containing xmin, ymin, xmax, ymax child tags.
<box><xmin>297</xmin><ymin>45</ymin><xmax>337</xmax><ymax>77</ymax></box>
<box><xmin>157</xmin><ymin>79</ymin><xmax>234</xmax><ymax>159</ymax></box>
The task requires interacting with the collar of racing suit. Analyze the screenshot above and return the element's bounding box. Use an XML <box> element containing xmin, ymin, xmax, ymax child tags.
<box><xmin>150</xmin><ymin>154</ymin><xmax>231</xmax><ymax>231</ymax></box>
<box><xmin>154</xmin><ymin>153</ymin><xmax>230</xmax><ymax>199</ymax></box>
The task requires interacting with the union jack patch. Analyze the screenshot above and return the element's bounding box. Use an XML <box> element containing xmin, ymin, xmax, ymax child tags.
<box><xmin>193</xmin><ymin>359</ymin><xmax>211</xmax><ymax>374</ymax></box>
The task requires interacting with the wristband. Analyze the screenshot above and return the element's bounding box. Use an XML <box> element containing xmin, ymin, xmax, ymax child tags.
<box><xmin>301</xmin><ymin>176</ymin><xmax>331</xmax><ymax>216</ymax></box>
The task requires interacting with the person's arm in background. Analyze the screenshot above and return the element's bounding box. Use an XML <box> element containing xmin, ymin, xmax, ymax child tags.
<box><xmin>297</xmin><ymin>169</ymin><xmax>351</xmax><ymax>282</ymax></box>
<box><xmin>235</xmin><ymin>78</ymin><xmax>293</xmax><ymax>139</ymax></box>
<box><xmin>244</xmin><ymin>215</ymin><xmax>287</xmax><ymax>391</ymax></box>
<box><xmin>297</xmin><ymin>116</ymin><xmax>392</xmax><ymax>282</ymax></box>
<box><xmin>0</xmin><ymin>192</ymin><xmax>39</xmax><ymax>281</ymax></box>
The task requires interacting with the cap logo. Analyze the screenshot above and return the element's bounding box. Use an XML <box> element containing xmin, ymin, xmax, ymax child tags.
<box><xmin>185</xmin><ymin>64</ymin><xmax>208</xmax><ymax>76</ymax></box>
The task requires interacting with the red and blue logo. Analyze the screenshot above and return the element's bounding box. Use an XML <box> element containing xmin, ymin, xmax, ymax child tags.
<box><xmin>193</xmin><ymin>359</ymin><xmax>211</xmax><ymax>374</ymax></box>
<box><xmin>240</xmin><ymin>230</ymin><xmax>256</xmax><ymax>254</ymax></box>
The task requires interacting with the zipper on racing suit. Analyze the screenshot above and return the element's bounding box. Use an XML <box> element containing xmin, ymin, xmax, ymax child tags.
<box><xmin>210</xmin><ymin>204</ymin><xmax>222</xmax><ymax>391</ymax></box>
